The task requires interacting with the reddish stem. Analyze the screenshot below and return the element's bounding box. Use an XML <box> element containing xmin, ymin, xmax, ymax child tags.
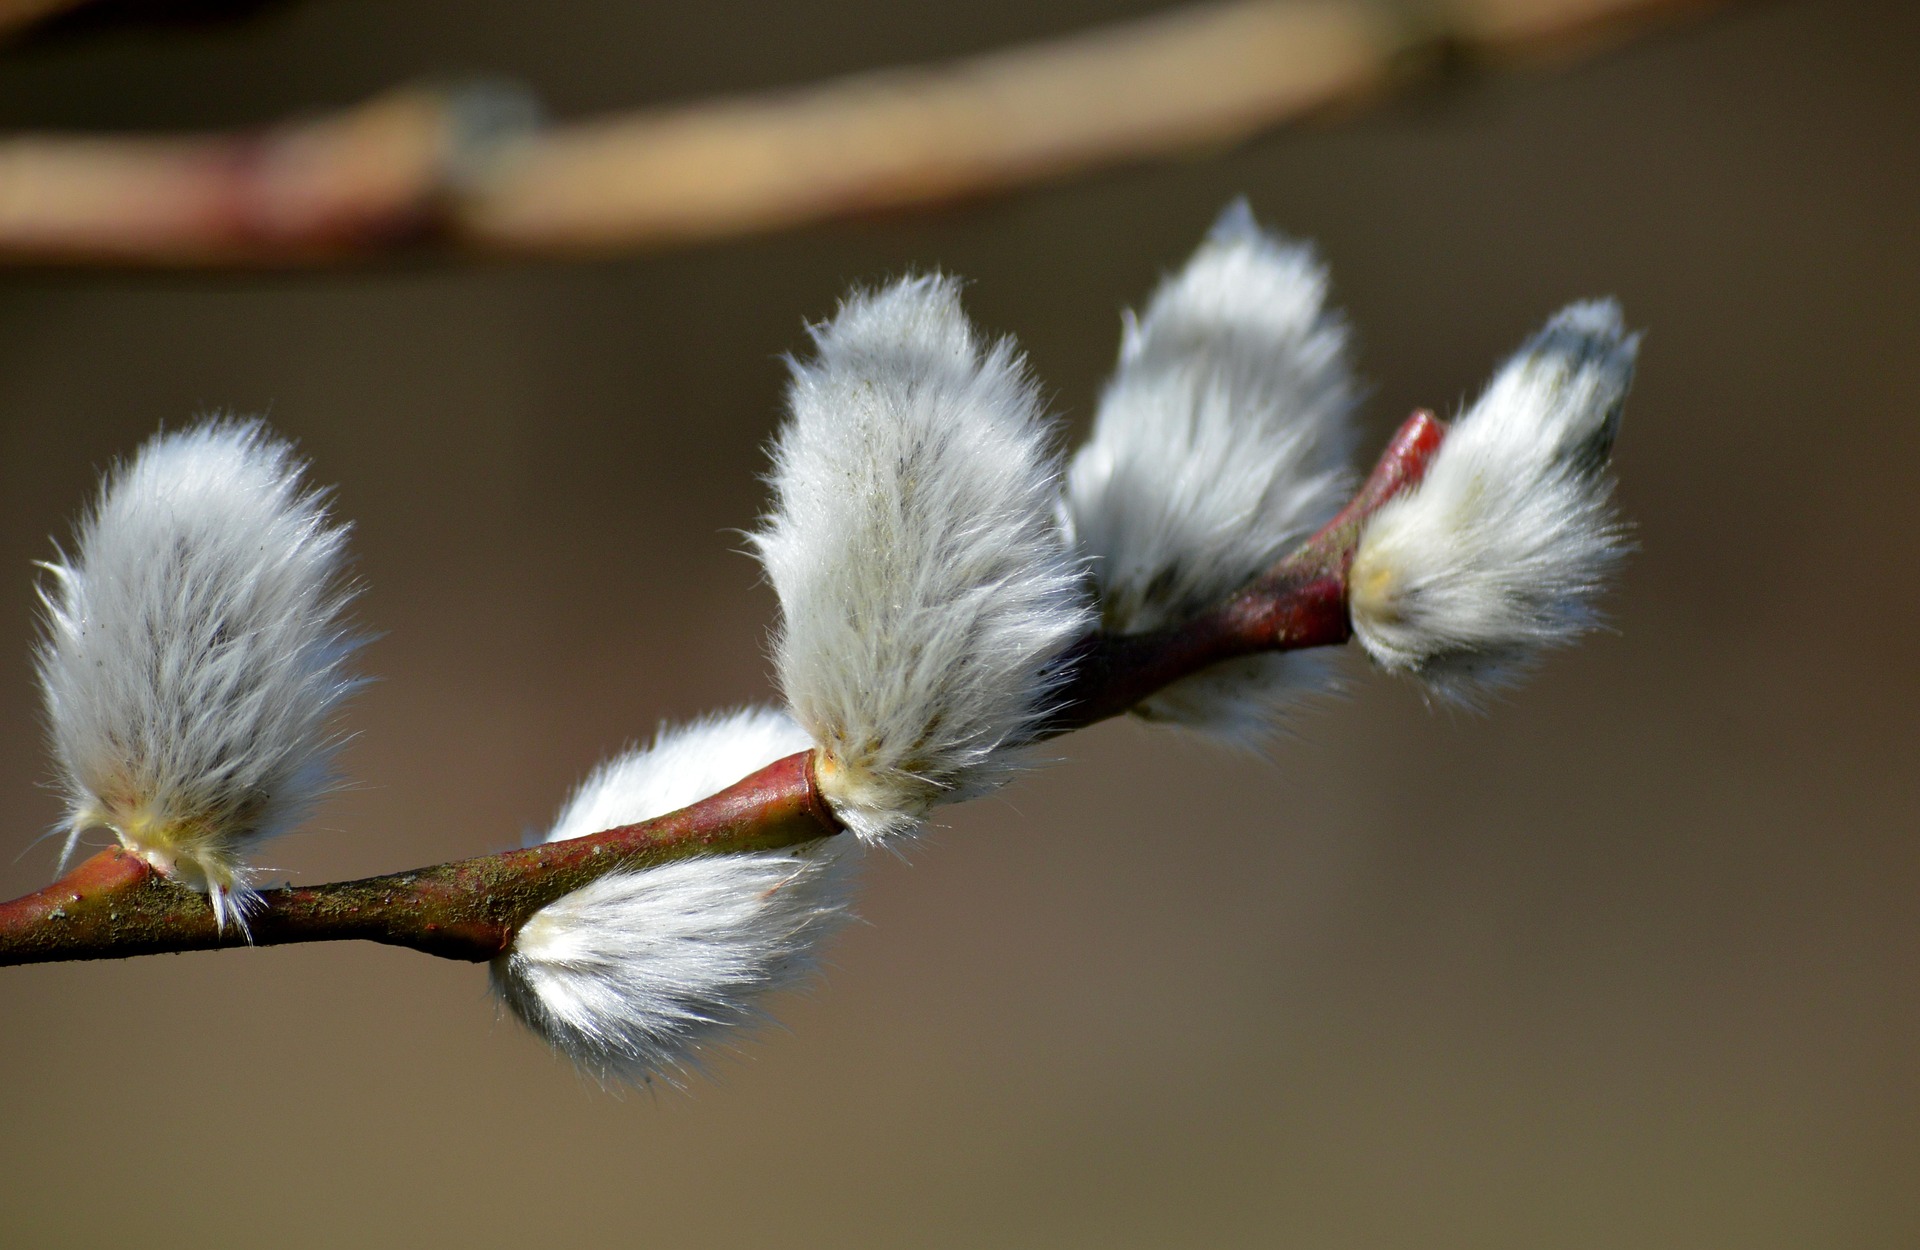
<box><xmin>0</xmin><ymin>411</ymin><xmax>1446</xmax><ymax>968</ymax></box>
<box><xmin>0</xmin><ymin>751</ymin><xmax>833</xmax><ymax>965</ymax></box>
<box><xmin>1047</xmin><ymin>410</ymin><xmax>1443</xmax><ymax>731</ymax></box>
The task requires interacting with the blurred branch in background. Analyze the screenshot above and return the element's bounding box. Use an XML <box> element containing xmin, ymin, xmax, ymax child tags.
<box><xmin>0</xmin><ymin>0</ymin><xmax>1732</xmax><ymax>267</ymax></box>
<box><xmin>0</xmin><ymin>0</ymin><xmax>88</xmax><ymax>38</ymax></box>
<box><xmin>1</xmin><ymin>0</ymin><xmax>283</xmax><ymax>41</ymax></box>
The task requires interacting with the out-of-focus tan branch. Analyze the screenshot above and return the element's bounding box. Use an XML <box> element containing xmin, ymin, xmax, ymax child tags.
<box><xmin>0</xmin><ymin>0</ymin><xmax>86</xmax><ymax>38</ymax></box>
<box><xmin>0</xmin><ymin>0</ymin><xmax>1733</xmax><ymax>266</ymax></box>
<box><xmin>0</xmin><ymin>90</ymin><xmax>464</xmax><ymax>262</ymax></box>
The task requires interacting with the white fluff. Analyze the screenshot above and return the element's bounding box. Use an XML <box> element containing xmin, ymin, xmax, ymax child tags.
<box><xmin>492</xmin><ymin>707</ymin><xmax>856</xmax><ymax>1086</ymax></box>
<box><xmin>1065</xmin><ymin>201</ymin><xmax>1359</xmax><ymax>742</ymax></box>
<box><xmin>36</xmin><ymin>419</ymin><xmax>361</xmax><ymax>930</ymax></box>
<box><xmin>540</xmin><ymin>707</ymin><xmax>814</xmax><ymax>844</ymax></box>
<box><xmin>752</xmin><ymin>275</ymin><xmax>1092</xmax><ymax>841</ymax></box>
<box><xmin>1349</xmin><ymin>301</ymin><xmax>1638</xmax><ymax>699</ymax></box>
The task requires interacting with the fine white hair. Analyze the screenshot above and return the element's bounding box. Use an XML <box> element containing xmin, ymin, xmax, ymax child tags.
<box><xmin>492</xmin><ymin>707</ymin><xmax>857</xmax><ymax>1086</ymax></box>
<box><xmin>1349</xmin><ymin>301</ymin><xmax>1638</xmax><ymax>700</ymax></box>
<box><xmin>752</xmin><ymin>275</ymin><xmax>1092</xmax><ymax>841</ymax></box>
<box><xmin>1065</xmin><ymin>201</ymin><xmax>1359</xmax><ymax>743</ymax></box>
<box><xmin>36</xmin><ymin>419</ymin><xmax>362</xmax><ymax>931</ymax></box>
<box><xmin>541</xmin><ymin>706</ymin><xmax>814</xmax><ymax>843</ymax></box>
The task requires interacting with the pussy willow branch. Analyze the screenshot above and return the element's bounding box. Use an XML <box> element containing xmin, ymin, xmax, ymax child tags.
<box><xmin>1052</xmin><ymin>410</ymin><xmax>1442</xmax><ymax>730</ymax></box>
<box><xmin>0</xmin><ymin>751</ymin><xmax>838</xmax><ymax>965</ymax></box>
<box><xmin>0</xmin><ymin>409</ymin><xmax>1444</xmax><ymax>969</ymax></box>
<box><xmin>0</xmin><ymin>0</ymin><xmax>1733</xmax><ymax>266</ymax></box>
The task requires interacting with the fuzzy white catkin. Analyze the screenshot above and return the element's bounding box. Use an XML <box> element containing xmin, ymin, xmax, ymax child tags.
<box><xmin>1349</xmin><ymin>301</ymin><xmax>1638</xmax><ymax>699</ymax></box>
<box><xmin>1065</xmin><ymin>201</ymin><xmax>1360</xmax><ymax>743</ymax></box>
<box><xmin>752</xmin><ymin>275</ymin><xmax>1092</xmax><ymax>841</ymax></box>
<box><xmin>492</xmin><ymin>707</ymin><xmax>857</xmax><ymax>1086</ymax></box>
<box><xmin>36</xmin><ymin>419</ymin><xmax>362</xmax><ymax>931</ymax></box>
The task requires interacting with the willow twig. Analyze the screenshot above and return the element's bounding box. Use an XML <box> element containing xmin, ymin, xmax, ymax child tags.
<box><xmin>0</xmin><ymin>752</ymin><xmax>838</xmax><ymax>965</ymax></box>
<box><xmin>0</xmin><ymin>409</ymin><xmax>1445</xmax><ymax>968</ymax></box>
<box><xmin>0</xmin><ymin>0</ymin><xmax>1734</xmax><ymax>266</ymax></box>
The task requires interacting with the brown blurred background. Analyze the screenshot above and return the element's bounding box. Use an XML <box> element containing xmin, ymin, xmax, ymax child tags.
<box><xmin>2</xmin><ymin>1</ymin><xmax>1916</xmax><ymax>1246</ymax></box>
